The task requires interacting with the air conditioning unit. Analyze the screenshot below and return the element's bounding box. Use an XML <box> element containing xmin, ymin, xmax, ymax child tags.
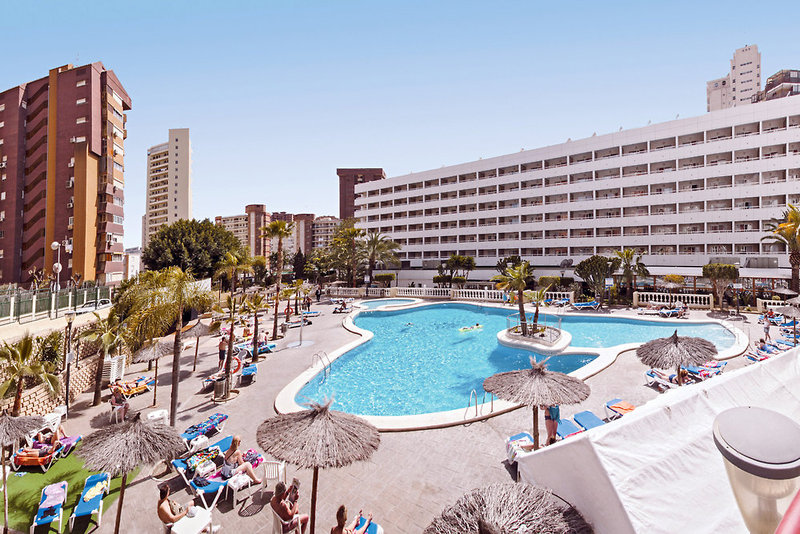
<box><xmin>66</xmin><ymin>178</ymin><xmax>74</xmax><ymax>188</ymax></box>
<box><xmin>68</xmin><ymin>162</ymin><xmax>74</xmax><ymax>168</ymax></box>
<box><xmin>67</xmin><ymin>223</ymin><xmax>73</xmax><ymax>230</ymax></box>
<box><xmin>70</xmin><ymin>137</ymin><xmax>77</xmax><ymax>143</ymax></box>
<box><xmin>67</xmin><ymin>201</ymin><xmax>73</xmax><ymax>208</ymax></box>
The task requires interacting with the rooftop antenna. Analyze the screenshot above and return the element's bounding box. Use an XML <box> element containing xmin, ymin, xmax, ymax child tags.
<box><xmin>592</xmin><ymin>132</ymin><xmax>597</xmax><ymax>136</ymax></box>
<box><xmin>647</xmin><ymin>120</ymin><xmax>651</xmax><ymax>125</ymax></box>
<box><xmin>676</xmin><ymin>113</ymin><xmax>680</xmax><ymax>119</ymax></box>
<box><xmin>619</xmin><ymin>126</ymin><xmax>623</xmax><ymax>131</ymax></box>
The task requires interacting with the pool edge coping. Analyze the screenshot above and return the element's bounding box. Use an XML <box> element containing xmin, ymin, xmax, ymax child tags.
<box><xmin>274</xmin><ymin>300</ymin><xmax>749</xmax><ymax>432</ymax></box>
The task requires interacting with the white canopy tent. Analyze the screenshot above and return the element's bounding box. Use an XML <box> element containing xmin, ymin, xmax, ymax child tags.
<box><xmin>517</xmin><ymin>348</ymin><xmax>800</xmax><ymax>533</ymax></box>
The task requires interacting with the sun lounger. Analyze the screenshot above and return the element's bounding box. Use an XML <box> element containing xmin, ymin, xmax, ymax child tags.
<box><xmin>171</xmin><ymin>436</ymin><xmax>233</xmax><ymax>509</ymax></box>
<box><xmin>775</xmin><ymin>339</ymin><xmax>799</xmax><ymax>349</ymax></box>
<box><xmin>702</xmin><ymin>360</ymin><xmax>727</xmax><ymax>369</ymax></box>
<box><xmin>543</xmin><ymin>298</ymin><xmax>553</xmax><ymax>305</ymax></box>
<box><xmin>30</xmin><ymin>481</ymin><xmax>68</xmax><ymax>534</ymax></box>
<box><xmin>234</xmin><ymin>341</ymin><xmax>276</xmax><ymax>358</ymax></box>
<box><xmin>556</xmin><ymin>419</ymin><xmax>583</xmax><ymax>439</ymax></box>
<box><xmin>571</xmin><ymin>300</ymin><xmax>599</xmax><ymax>310</ymax></box>
<box><xmin>684</xmin><ymin>365</ymin><xmax>721</xmax><ymax>380</ymax></box>
<box><xmin>69</xmin><ymin>472</ymin><xmax>110</xmax><ymax>531</ymax></box>
<box><xmin>332</xmin><ymin>307</ymin><xmax>353</xmax><ymax>314</ymax></box>
<box><xmin>301</xmin><ymin>310</ymin><xmax>321</xmax><ymax>317</ymax></box>
<box><xmin>645</xmin><ymin>369</ymin><xmax>682</xmax><ymax>390</ymax></box>
<box><xmin>505</xmin><ymin>432</ymin><xmax>535</xmax><ymax>464</ymax></box>
<box><xmin>745</xmin><ymin>352</ymin><xmax>770</xmax><ymax>363</ymax></box>
<box><xmin>238</xmin><ymin>364</ymin><xmax>257</xmax><ymax>386</ymax></box>
<box><xmin>109</xmin><ymin>376</ymin><xmax>155</xmax><ymax>397</ymax></box>
<box><xmin>13</xmin><ymin>441</ymin><xmax>64</xmax><ymax>473</ymax></box>
<box><xmin>637</xmin><ymin>307</ymin><xmax>662</xmax><ymax>316</ymax></box>
<box><xmin>605</xmin><ymin>398</ymin><xmax>636</xmax><ymax>420</ymax></box>
<box><xmin>180</xmin><ymin>413</ymin><xmax>228</xmax><ymax>448</ymax></box>
<box><xmin>355</xmin><ymin>515</ymin><xmax>385</xmax><ymax>534</ymax></box>
<box><xmin>658</xmin><ymin>308</ymin><xmax>686</xmax><ymax>318</ymax></box>
<box><xmin>573</xmin><ymin>410</ymin><xmax>605</xmax><ymax>431</ymax></box>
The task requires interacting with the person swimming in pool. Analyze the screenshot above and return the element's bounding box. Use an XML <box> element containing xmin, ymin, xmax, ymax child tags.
<box><xmin>405</xmin><ymin>322</ymin><xmax>413</xmax><ymax>326</ymax></box>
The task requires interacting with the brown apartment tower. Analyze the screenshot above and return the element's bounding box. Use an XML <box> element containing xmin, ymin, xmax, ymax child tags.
<box><xmin>271</xmin><ymin>211</ymin><xmax>314</xmax><ymax>253</ymax></box>
<box><xmin>337</xmin><ymin>168</ymin><xmax>385</xmax><ymax>220</ymax></box>
<box><xmin>0</xmin><ymin>63</ymin><xmax>131</xmax><ymax>286</ymax></box>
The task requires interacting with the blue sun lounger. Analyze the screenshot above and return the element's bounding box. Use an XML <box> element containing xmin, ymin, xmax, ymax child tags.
<box><xmin>69</xmin><ymin>472</ymin><xmax>110</xmax><ymax>531</ymax></box>
<box><xmin>573</xmin><ymin>410</ymin><xmax>605</xmax><ymax>431</ymax></box>
<box><xmin>571</xmin><ymin>300</ymin><xmax>599</xmax><ymax>310</ymax></box>
<box><xmin>30</xmin><ymin>481</ymin><xmax>68</xmax><ymax>534</ymax></box>
<box><xmin>172</xmin><ymin>435</ymin><xmax>233</xmax><ymax>509</ymax></box>
<box><xmin>556</xmin><ymin>419</ymin><xmax>583</xmax><ymax>439</ymax></box>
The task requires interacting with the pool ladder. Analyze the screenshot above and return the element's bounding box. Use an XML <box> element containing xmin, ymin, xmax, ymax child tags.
<box><xmin>312</xmin><ymin>351</ymin><xmax>332</xmax><ymax>384</ymax></box>
<box><xmin>466</xmin><ymin>389</ymin><xmax>494</xmax><ymax>418</ymax></box>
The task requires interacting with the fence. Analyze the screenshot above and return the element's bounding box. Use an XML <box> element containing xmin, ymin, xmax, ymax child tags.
<box><xmin>544</xmin><ymin>291</ymin><xmax>574</xmax><ymax>303</ymax></box>
<box><xmin>633</xmin><ymin>291</ymin><xmax>713</xmax><ymax>309</ymax></box>
<box><xmin>0</xmin><ymin>286</ymin><xmax>113</xmax><ymax>325</ymax></box>
<box><xmin>329</xmin><ymin>286</ymin><xmax>573</xmax><ymax>304</ymax></box>
<box><xmin>757</xmin><ymin>298</ymin><xmax>791</xmax><ymax>313</ymax></box>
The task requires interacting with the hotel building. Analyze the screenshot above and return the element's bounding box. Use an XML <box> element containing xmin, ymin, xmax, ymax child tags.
<box><xmin>337</xmin><ymin>168</ymin><xmax>385</xmax><ymax>220</ymax></box>
<box><xmin>271</xmin><ymin>212</ymin><xmax>314</xmax><ymax>254</ymax></box>
<box><xmin>707</xmin><ymin>45</ymin><xmax>761</xmax><ymax>111</ymax></box>
<box><xmin>214</xmin><ymin>204</ymin><xmax>270</xmax><ymax>257</ymax></box>
<box><xmin>0</xmin><ymin>63</ymin><xmax>131</xmax><ymax>285</ymax></box>
<box><xmin>354</xmin><ymin>96</ymin><xmax>800</xmax><ymax>283</ymax></box>
<box><xmin>311</xmin><ymin>215</ymin><xmax>339</xmax><ymax>249</ymax></box>
<box><xmin>142</xmin><ymin>128</ymin><xmax>191</xmax><ymax>247</ymax></box>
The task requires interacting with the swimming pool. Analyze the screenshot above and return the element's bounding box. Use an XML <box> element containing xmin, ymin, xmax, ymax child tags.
<box><xmin>296</xmin><ymin>303</ymin><xmax>738</xmax><ymax>418</ymax></box>
<box><xmin>357</xmin><ymin>298</ymin><xmax>416</xmax><ymax>309</ymax></box>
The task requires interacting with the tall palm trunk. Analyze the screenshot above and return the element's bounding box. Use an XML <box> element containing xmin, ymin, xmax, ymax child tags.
<box><xmin>2</xmin><ymin>446</ymin><xmax>8</xmax><ymax>534</ymax></box>
<box><xmin>791</xmin><ymin>251</ymin><xmax>800</xmax><ymax>292</ymax></box>
<box><xmin>225</xmin><ymin>298</ymin><xmax>236</xmax><ymax>396</ymax></box>
<box><xmin>170</xmin><ymin>314</ymin><xmax>183</xmax><ymax>427</ymax></box>
<box><xmin>92</xmin><ymin>350</ymin><xmax>107</xmax><ymax>406</ymax></box>
<box><xmin>252</xmin><ymin>312</ymin><xmax>259</xmax><ymax>362</ymax></box>
<box><xmin>517</xmin><ymin>288</ymin><xmax>528</xmax><ymax>336</ymax></box>
<box><xmin>12</xmin><ymin>381</ymin><xmax>23</xmax><ymax>417</ymax></box>
<box><xmin>272</xmin><ymin>240</ymin><xmax>283</xmax><ymax>340</ymax></box>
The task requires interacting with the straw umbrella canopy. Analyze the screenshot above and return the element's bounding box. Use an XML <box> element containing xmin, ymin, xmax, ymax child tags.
<box><xmin>132</xmin><ymin>339</ymin><xmax>172</xmax><ymax>407</ymax></box>
<box><xmin>773</xmin><ymin>287</ymin><xmax>798</xmax><ymax>297</ymax></box>
<box><xmin>483</xmin><ymin>358</ymin><xmax>590</xmax><ymax>450</ymax></box>
<box><xmin>775</xmin><ymin>305</ymin><xmax>800</xmax><ymax>345</ymax></box>
<box><xmin>182</xmin><ymin>318</ymin><xmax>220</xmax><ymax>371</ymax></box>
<box><xmin>0</xmin><ymin>413</ymin><xmax>44</xmax><ymax>534</ymax></box>
<box><xmin>636</xmin><ymin>330</ymin><xmax>717</xmax><ymax>386</ymax></box>
<box><xmin>79</xmin><ymin>412</ymin><xmax>184</xmax><ymax>534</ymax></box>
<box><xmin>256</xmin><ymin>400</ymin><xmax>380</xmax><ymax>534</ymax></box>
<box><xmin>424</xmin><ymin>482</ymin><xmax>593</xmax><ymax>534</ymax></box>
<box><xmin>787</xmin><ymin>296</ymin><xmax>800</xmax><ymax>306</ymax></box>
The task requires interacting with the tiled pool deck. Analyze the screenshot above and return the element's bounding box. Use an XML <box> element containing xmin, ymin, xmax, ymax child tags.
<box><xmin>49</xmin><ymin>300</ymin><xmax>758</xmax><ymax>533</ymax></box>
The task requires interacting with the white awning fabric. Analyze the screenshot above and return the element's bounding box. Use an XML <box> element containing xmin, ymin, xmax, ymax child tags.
<box><xmin>516</xmin><ymin>348</ymin><xmax>800</xmax><ymax>534</ymax></box>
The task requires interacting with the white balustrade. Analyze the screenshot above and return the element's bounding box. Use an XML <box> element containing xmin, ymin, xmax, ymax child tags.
<box><xmin>757</xmin><ymin>298</ymin><xmax>789</xmax><ymax>313</ymax></box>
<box><xmin>544</xmin><ymin>291</ymin><xmax>574</xmax><ymax>303</ymax></box>
<box><xmin>633</xmin><ymin>291</ymin><xmax>713</xmax><ymax>309</ymax></box>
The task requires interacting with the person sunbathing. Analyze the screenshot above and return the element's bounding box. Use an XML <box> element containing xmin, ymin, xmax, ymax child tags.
<box><xmin>35</xmin><ymin>424</ymin><xmax>67</xmax><ymax>446</ymax></box>
<box><xmin>221</xmin><ymin>435</ymin><xmax>262</xmax><ymax>484</ymax></box>
<box><xmin>16</xmin><ymin>441</ymin><xmax>59</xmax><ymax>458</ymax></box>
<box><xmin>331</xmin><ymin>505</ymin><xmax>372</xmax><ymax>534</ymax></box>
<box><xmin>110</xmin><ymin>379</ymin><xmax>130</xmax><ymax>421</ymax></box>
<box><xmin>271</xmin><ymin>481</ymin><xmax>310</xmax><ymax>533</ymax></box>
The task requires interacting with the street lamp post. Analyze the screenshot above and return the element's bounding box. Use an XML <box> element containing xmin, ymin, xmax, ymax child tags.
<box><xmin>64</xmin><ymin>310</ymin><xmax>76</xmax><ymax>419</ymax></box>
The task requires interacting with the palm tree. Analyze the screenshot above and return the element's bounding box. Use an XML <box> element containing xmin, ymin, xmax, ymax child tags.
<box><xmin>493</xmin><ymin>262</ymin><xmax>534</xmax><ymax>336</ymax></box>
<box><xmin>241</xmin><ymin>293</ymin><xmax>269</xmax><ymax>362</ymax></box>
<box><xmin>615</xmin><ymin>249</ymin><xmax>650</xmax><ymax>303</ymax></box>
<box><xmin>0</xmin><ymin>336</ymin><xmax>59</xmax><ymax>416</ymax></box>
<box><xmin>525</xmin><ymin>285</ymin><xmax>551</xmax><ymax>329</ymax></box>
<box><xmin>332</xmin><ymin>227</ymin><xmax>366</xmax><ymax>287</ymax></box>
<box><xmin>262</xmin><ymin>220</ymin><xmax>295</xmax><ymax>340</ymax></box>
<box><xmin>213</xmin><ymin>294</ymin><xmax>244</xmax><ymax>392</ymax></box>
<box><xmin>78</xmin><ymin>312</ymin><xmax>129</xmax><ymax>406</ymax></box>
<box><xmin>763</xmin><ymin>204</ymin><xmax>800</xmax><ymax>292</ymax></box>
<box><xmin>118</xmin><ymin>267</ymin><xmax>214</xmax><ymax>426</ymax></box>
<box><xmin>214</xmin><ymin>252</ymin><xmax>253</xmax><ymax>366</ymax></box>
<box><xmin>364</xmin><ymin>232</ymin><xmax>400</xmax><ymax>285</ymax></box>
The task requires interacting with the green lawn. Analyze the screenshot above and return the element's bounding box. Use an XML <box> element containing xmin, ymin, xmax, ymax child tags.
<box><xmin>1</xmin><ymin>446</ymin><xmax>135</xmax><ymax>533</ymax></box>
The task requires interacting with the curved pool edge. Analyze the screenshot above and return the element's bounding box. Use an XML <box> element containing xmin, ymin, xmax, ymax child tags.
<box><xmin>274</xmin><ymin>301</ymin><xmax>750</xmax><ymax>432</ymax></box>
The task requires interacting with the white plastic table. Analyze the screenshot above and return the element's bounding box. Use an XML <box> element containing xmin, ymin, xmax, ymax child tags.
<box><xmin>147</xmin><ymin>409</ymin><xmax>169</xmax><ymax>425</ymax></box>
<box><xmin>170</xmin><ymin>507</ymin><xmax>212</xmax><ymax>534</ymax></box>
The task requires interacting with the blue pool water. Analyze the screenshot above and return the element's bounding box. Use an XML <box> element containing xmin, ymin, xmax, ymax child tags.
<box><xmin>297</xmin><ymin>303</ymin><xmax>736</xmax><ymax>417</ymax></box>
<box><xmin>357</xmin><ymin>298</ymin><xmax>416</xmax><ymax>309</ymax></box>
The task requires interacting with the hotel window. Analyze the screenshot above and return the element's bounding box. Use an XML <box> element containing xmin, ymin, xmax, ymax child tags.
<box><xmin>76</xmin><ymin>98</ymin><xmax>87</xmax><ymax>105</ymax></box>
<box><xmin>76</xmin><ymin>117</ymin><xmax>86</xmax><ymax>124</ymax></box>
<box><xmin>76</xmin><ymin>80</ymin><xmax>86</xmax><ymax>87</ymax></box>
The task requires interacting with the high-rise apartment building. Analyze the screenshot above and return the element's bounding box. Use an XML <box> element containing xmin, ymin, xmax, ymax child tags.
<box><xmin>337</xmin><ymin>168</ymin><xmax>385</xmax><ymax>220</ymax></box>
<box><xmin>355</xmin><ymin>97</ymin><xmax>800</xmax><ymax>283</ymax></box>
<box><xmin>215</xmin><ymin>204</ymin><xmax>271</xmax><ymax>257</ymax></box>
<box><xmin>752</xmin><ymin>70</ymin><xmax>800</xmax><ymax>103</ymax></box>
<box><xmin>124</xmin><ymin>247</ymin><xmax>141</xmax><ymax>280</ymax></box>
<box><xmin>142</xmin><ymin>128</ymin><xmax>191</xmax><ymax>247</ymax></box>
<box><xmin>312</xmin><ymin>216</ymin><xmax>340</xmax><ymax>249</ymax></box>
<box><xmin>270</xmin><ymin>211</ymin><xmax>314</xmax><ymax>253</ymax></box>
<box><xmin>707</xmin><ymin>45</ymin><xmax>761</xmax><ymax>111</ymax></box>
<box><xmin>0</xmin><ymin>63</ymin><xmax>131</xmax><ymax>285</ymax></box>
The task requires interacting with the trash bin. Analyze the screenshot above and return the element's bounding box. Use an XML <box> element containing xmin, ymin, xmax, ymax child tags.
<box><xmin>281</xmin><ymin>323</ymin><xmax>289</xmax><ymax>335</ymax></box>
<box><xmin>213</xmin><ymin>377</ymin><xmax>227</xmax><ymax>399</ymax></box>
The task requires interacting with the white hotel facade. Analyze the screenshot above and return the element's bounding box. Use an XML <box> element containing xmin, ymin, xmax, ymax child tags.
<box><xmin>354</xmin><ymin>97</ymin><xmax>800</xmax><ymax>284</ymax></box>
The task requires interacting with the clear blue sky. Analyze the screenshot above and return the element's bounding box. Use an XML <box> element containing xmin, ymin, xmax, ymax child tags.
<box><xmin>3</xmin><ymin>1</ymin><xmax>799</xmax><ymax>247</ymax></box>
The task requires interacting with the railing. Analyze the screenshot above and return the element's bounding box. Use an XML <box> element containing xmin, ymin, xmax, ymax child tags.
<box><xmin>466</xmin><ymin>389</ymin><xmax>494</xmax><ymax>419</ymax></box>
<box><xmin>505</xmin><ymin>312</ymin><xmax>561</xmax><ymax>343</ymax></box>
<box><xmin>395</xmin><ymin>287</ymin><xmax>451</xmax><ymax>298</ymax></box>
<box><xmin>365</xmin><ymin>287</ymin><xmax>389</xmax><ymax>297</ymax></box>
<box><xmin>757</xmin><ymin>298</ymin><xmax>791</xmax><ymax>313</ymax></box>
<box><xmin>452</xmin><ymin>289</ymin><xmax>504</xmax><ymax>302</ymax></box>
<box><xmin>0</xmin><ymin>286</ymin><xmax>113</xmax><ymax>325</ymax></box>
<box><xmin>544</xmin><ymin>291</ymin><xmax>574</xmax><ymax>303</ymax></box>
<box><xmin>311</xmin><ymin>351</ymin><xmax>331</xmax><ymax>384</ymax></box>
<box><xmin>633</xmin><ymin>291</ymin><xmax>713</xmax><ymax>309</ymax></box>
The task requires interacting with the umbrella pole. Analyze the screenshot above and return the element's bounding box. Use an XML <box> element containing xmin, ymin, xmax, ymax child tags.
<box><xmin>532</xmin><ymin>407</ymin><xmax>540</xmax><ymax>450</ymax></box>
<box><xmin>2</xmin><ymin>446</ymin><xmax>8</xmax><ymax>534</ymax></box>
<box><xmin>152</xmin><ymin>359</ymin><xmax>159</xmax><ymax>407</ymax></box>
<box><xmin>193</xmin><ymin>336</ymin><xmax>200</xmax><ymax>371</ymax></box>
<box><xmin>113</xmin><ymin>471</ymin><xmax>128</xmax><ymax>534</ymax></box>
<box><xmin>676</xmin><ymin>364</ymin><xmax>683</xmax><ymax>386</ymax></box>
<box><xmin>310</xmin><ymin>466</ymin><xmax>319</xmax><ymax>534</ymax></box>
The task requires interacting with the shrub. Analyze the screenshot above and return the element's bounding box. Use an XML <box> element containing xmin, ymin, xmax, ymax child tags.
<box><xmin>374</xmin><ymin>273</ymin><xmax>395</xmax><ymax>287</ymax></box>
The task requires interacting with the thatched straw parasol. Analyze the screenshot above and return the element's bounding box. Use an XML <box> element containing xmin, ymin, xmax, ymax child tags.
<box><xmin>182</xmin><ymin>318</ymin><xmax>220</xmax><ymax>371</ymax></box>
<box><xmin>256</xmin><ymin>400</ymin><xmax>380</xmax><ymax>534</ymax></box>
<box><xmin>636</xmin><ymin>330</ymin><xmax>717</xmax><ymax>386</ymax></box>
<box><xmin>133</xmin><ymin>339</ymin><xmax>172</xmax><ymax>407</ymax></box>
<box><xmin>0</xmin><ymin>413</ymin><xmax>44</xmax><ymax>534</ymax></box>
<box><xmin>788</xmin><ymin>296</ymin><xmax>800</xmax><ymax>306</ymax></box>
<box><xmin>775</xmin><ymin>305</ymin><xmax>800</xmax><ymax>345</ymax></box>
<box><xmin>772</xmin><ymin>287</ymin><xmax>798</xmax><ymax>297</ymax></box>
<box><xmin>79</xmin><ymin>412</ymin><xmax>184</xmax><ymax>534</ymax></box>
<box><xmin>424</xmin><ymin>482</ymin><xmax>593</xmax><ymax>534</ymax></box>
<box><xmin>483</xmin><ymin>358</ymin><xmax>590</xmax><ymax>450</ymax></box>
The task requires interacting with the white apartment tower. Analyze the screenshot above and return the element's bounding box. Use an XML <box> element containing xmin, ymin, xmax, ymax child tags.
<box><xmin>312</xmin><ymin>216</ymin><xmax>340</xmax><ymax>249</ymax></box>
<box><xmin>355</xmin><ymin>97</ymin><xmax>800</xmax><ymax>284</ymax></box>
<box><xmin>142</xmin><ymin>128</ymin><xmax>192</xmax><ymax>246</ymax></box>
<box><xmin>707</xmin><ymin>45</ymin><xmax>761</xmax><ymax>111</ymax></box>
